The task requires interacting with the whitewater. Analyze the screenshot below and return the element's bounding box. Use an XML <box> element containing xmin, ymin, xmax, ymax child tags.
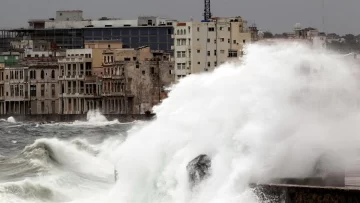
<box><xmin>2</xmin><ymin>41</ymin><xmax>360</xmax><ymax>203</ymax></box>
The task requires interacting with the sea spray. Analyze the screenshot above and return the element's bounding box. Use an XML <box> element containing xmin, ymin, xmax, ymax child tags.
<box><xmin>95</xmin><ymin>41</ymin><xmax>360</xmax><ymax>203</ymax></box>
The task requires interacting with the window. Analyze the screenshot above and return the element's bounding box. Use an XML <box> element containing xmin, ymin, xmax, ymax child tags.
<box><xmin>41</xmin><ymin>84</ymin><xmax>45</xmax><ymax>97</ymax></box>
<box><xmin>214</xmin><ymin>61</ymin><xmax>217</xmax><ymax>66</ymax></box>
<box><xmin>207</xmin><ymin>51</ymin><xmax>210</xmax><ymax>56</ymax></box>
<box><xmin>197</xmin><ymin>50</ymin><xmax>200</xmax><ymax>53</ymax></box>
<box><xmin>220</xmin><ymin>50</ymin><xmax>225</xmax><ymax>54</ymax></box>
<box><xmin>197</xmin><ymin>27</ymin><xmax>200</xmax><ymax>32</ymax></box>
<box><xmin>177</xmin><ymin>63</ymin><xmax>186</xmax><ymax>69</ymax></box>
<box><xmin>19</xmin><ymin>85</ymin><xmax>23</xmax><ymax>97</ymax></box>
<box><xmin>220</xmin><ymin>38</ymin><xmax>224</xmax><ymax>42</ymax></box>
<box><xmin>220</xmin><ymin>27</ymin><xmax>223</xmax><ymax>31</ymax></box>
<box><xmin>72</xmin><ymin>64</ymin><xmax>76</xmax><ymax>76</ymax></box>
<box><xmin>243</xmin><ymin>40</ymin><xmax>246</xmax><ymax>44</ymax></box>
<box><xmin>51</xmin><ymin>70</ymin><xmax>55</xmax><ymax>79</ymax></box>
<box><xmin>208</xmin><ymin>27</ymin><xmax>215</xmax><ymax>32</ymax></box>
<box><xmin>177</xmin><ymin>51</ymin><xmax>181</xmax><ymax>58</ymax></box>
<box><xmin>214</xmin><ymin>39</ymin><xmax>217</xmax><ymax>44</ymax></box>
<box><xmin>181</xmin><ymin>51</ymin><xmax>186</xmax><ymax>58</ymax></box>
<box><xmin>10</xmin><ymin>85</ymin><xmax>14</xmax><ymax>96</ymax></box>
<box><xmin>233</xmin><ymin>40</ymin><xmax>236</xmax><ymax>44</ymax></box>
<box><xmin>228</xmin><ymin>39</ymin><xmax>230</xmax><ymax>43</ymax></box>
<box><xmin>30</xmin><ymin>85</ymin><xmax>36</xmax><ymax>97</ymax></box>
<box><xmin>207</xmin><ymin>38</ymin><xmax>210</xmax><ymax>43</ymax></box>
<box><xmin>214</xmin><ymin>50</ymin><xmax>217</xmax><ymax>56</ymax></box>
<box><xmin>20</xmin><ymin>71</ymin><xmax>23</xmax><ymax>79</ymax></box>
<box><xmin>150</xmin><ymin>67</ymin><xmax>155</xmax><ymax>74</ymax></box>
<box><xmin>41</xmin><ymin>102</ymin><xmax>44</xmax><ymax>113</ymax></box>
<box><xmin>197</xmin><ymin>38</ymin><xmax>199</xmax><ymax>41</ymax></box>
<box><xmin>80</xmin><ymin>64</ymin><xmax>84</xmax><ymax>75</ymax></box>
<box><xmin>51</xmin><ymin>84</ymin><xmax>56</xmax><ymax>97</ymax></box>
<box><xmin>198</xmin><ymin>62</ymin><xmax>200</xmax><ymax>64</ymax></box>
<box><xmin>228</xmin><ymin>50</ymin><xmax>238</xmax><ymax>57</ymax></box>
<box><xmin>41</xmin><ymin>70</ymin><xmax>44</xmax><ymax>79</ymax></box>
<box><xmin>207</xmin><ymin>62</ymin><xmax>211</xmax><ymax>67</ymax></box>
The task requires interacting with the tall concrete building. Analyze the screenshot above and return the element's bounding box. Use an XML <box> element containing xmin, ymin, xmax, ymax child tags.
<box><xmin>58</xmin><ymin>49</ymin><xmax>94</xmax><ymax>114</ymax></box>
<box><xmin>173</xmin><ymin>16</ymin><xmax>252</xmax><ymax>80</ymax></box>
<box><xmin>26</xmin><ymin>58</ymin><xmax>59</xmax><ymax>114</ymax></box>
<box><xmin>11</xmin><ymin>11</ymin><xmax>176</xmax><ymax>52</ymax></box>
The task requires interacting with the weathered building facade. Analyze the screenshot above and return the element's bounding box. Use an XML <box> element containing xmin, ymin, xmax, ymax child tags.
<box><xmin>58</xmin><ymin>49</ymin><xmax>94</xmax><ymax>114</ymax></box>
<box><xmin>3</xmin><ymin>66</ymin><xmax>29</xmax><ymax>114</ymax></box>
<box><xmin>26</xmin><ymin>59</ymin><xmax>59</xmax><ymax>114</ymax></box>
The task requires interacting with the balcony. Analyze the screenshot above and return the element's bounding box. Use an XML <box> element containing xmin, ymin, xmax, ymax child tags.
<box><xmin>58</xmin><ymin>57</ymin><xmax>92</xmax><ymax>63</ymax></box>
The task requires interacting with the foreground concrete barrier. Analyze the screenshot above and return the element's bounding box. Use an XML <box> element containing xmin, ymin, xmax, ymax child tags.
<box><xmin>250</xmin><ymin>183</ymin><xmax>360</xmax><ymax>203</ymax></box>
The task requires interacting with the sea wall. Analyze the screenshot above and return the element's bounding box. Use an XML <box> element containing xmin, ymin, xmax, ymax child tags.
<box><xmin>251</xmin><ymin>183</ymin><xmax>360</xmax><ymax>203</ymax></box>
<box><xmin>0</xmin><ymin>114</ymin><xmax>155</xmax><ymax>123</ymax></box>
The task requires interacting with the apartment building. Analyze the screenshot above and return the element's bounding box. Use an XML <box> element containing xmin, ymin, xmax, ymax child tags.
<box><xmin>58</xmin><ymin>49</ymin><xmax>94</xmax><ymax>114</ymax></box>
<box><xmin>0</xmin><ymin>64</ymin><xmax>4</xmax><ymax>114</ymax></box>
<box><xmin>2</xmin><ymin>66</ymin><xmax>29</xmax><ymax>114</ymax></box>
<box><xmin>173</xmin><ymin>16</ymin><xmax>252</xmax><ymax>80</ymax></box>
<box><xmin>27</xmin><ymin>59</ymin><xmax>59</xmax><ymax>114</ymax></box>
<box><xmin>103</xmin><ymin>46</ymin><xmax>174</xmax><ymax>114</ymax></box>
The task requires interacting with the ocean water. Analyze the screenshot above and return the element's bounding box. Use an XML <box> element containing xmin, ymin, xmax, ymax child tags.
<box><xmin>2</xmin><ymin>41</ymin><xmax>360</xmax><ymax>203</ymax></box>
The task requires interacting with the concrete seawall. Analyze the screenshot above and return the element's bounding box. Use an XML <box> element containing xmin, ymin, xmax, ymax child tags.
<box><xmin>0</xmin><ymin>114</ymin><xmax>155</xmax><ymax>123</ymax></box>
<box><xmin>251</xmin><ymin>183</ymin><xmax>360</xmax><ymax>203</ymax></box>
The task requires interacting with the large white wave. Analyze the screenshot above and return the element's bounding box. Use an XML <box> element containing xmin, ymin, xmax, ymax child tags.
<box><xmin>5</xmin><ymin>41</ymin><xmax>360</xmax><ymax>203</ymax></box>
<box><xmin>88</xmin><ymin>41</ymin><xmax>360</xmax><ymax>203</ymax></box>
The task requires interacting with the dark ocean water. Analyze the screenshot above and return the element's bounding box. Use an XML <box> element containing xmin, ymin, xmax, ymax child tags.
<box><xmin>0</xmin><ymin>119</ymin><xmax>133</xmax><ymax>156</ymax></box>
<box><xmin>0</xmin><ymin>116</ymin><xmax>138</xmax><ymax>203</ymax></box>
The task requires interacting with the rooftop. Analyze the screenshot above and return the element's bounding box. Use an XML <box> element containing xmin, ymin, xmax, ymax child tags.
<box><xmin>57</xmin><ymin>10</ymin><xmax>83</xmax><ymax>12</ymax></box>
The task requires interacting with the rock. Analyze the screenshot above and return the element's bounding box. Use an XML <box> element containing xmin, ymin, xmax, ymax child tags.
<box><xmin>186</xmin><ymin>154</ymin><xmax>211</xmax><ymax>187</ymax></box>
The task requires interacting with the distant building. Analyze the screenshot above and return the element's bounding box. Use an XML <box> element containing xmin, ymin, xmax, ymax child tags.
<box><xmin>57</xmin><ymin>43</ymin><xmax>174</xmax><ymax>114</ymax></box>
<box><xmin>27</xmin><ymin>61</ymin><xmax>59</xmax><ymax>115</ymax></box>
<box><xmin>12</xmin><ymin>11</ymin><xmax>176</xmax><ymax>52</ymax></box>
<box><xmin>58</xmin><ymin>49</ymin><xmax>94</xmax><ymax>114</ymax></box>
<box><xmin>0</xmin><ymin>52</ymin><xmax>20</xmax><ymax>66</ymax></box>
<box><xmin>172</xmin><ymin>16</ymin><xmax>252</xmax><ymax>80</ymax></box>
<box><xmin>2</xmin><ymin>66</ymin><xmax>29</xmax><ymax>114</ymax></box>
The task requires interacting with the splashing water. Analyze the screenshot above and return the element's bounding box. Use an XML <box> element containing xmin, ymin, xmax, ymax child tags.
<box><xmin>4</xmin><ymin>41</ymin><xmax>360</xmax><ymax>203</ymax></box>
<box><xmin>71</xmin><ymin>110</ymin><xmax>120</xmax><ymax>126</ymax></box>
<box><xmin>85</xmin><ymin>41</ymin><xmax>360</xmax><ymax>203</ymax></box>
<box><xmin>7</xmin><ymin>117</ymin><xmax>16</xmax><ymax>123</ymax></box>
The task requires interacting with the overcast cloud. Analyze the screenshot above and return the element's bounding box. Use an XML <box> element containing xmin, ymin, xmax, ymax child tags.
<box><xmin>0</xmin><ymin>0</ymin><xmax>358</xmax><ymax>35</ymax></box>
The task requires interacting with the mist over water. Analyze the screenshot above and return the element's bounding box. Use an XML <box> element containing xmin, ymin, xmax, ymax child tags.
<box><xmin>2</xmin><ymin>41</ymin><xmax>360</xmax><ymax>203</ymax></box>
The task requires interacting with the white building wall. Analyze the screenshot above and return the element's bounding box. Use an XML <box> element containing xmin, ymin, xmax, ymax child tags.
<box><xmin>24</xmin><ymin>50</ymin><xmax>64</xmax><ymax>57</ymax></box>
<box><xmin>66</xmin><ymin>49</ymin><xmax>93</xmax><ymax>56</ymax></box>
<box><xmin>45</xmin><ymin>21</ymin><xmax>90</xmax><ymax>29</ymax></box>
<box><xmin>91</xmin><ymin>20</ymin><xmax>138</xmax><ymax>27</ymax></box>
<box><xmin>173</xmin><ymin>17</ymin><xmax>251</xmax><ymax>81</ymax></box>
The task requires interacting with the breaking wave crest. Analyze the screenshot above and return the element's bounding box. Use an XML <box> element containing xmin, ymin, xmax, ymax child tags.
<box><xmin>72</xmin><ymin>110</ymin><xmax>120</xmax><ymax>126</ymax></box>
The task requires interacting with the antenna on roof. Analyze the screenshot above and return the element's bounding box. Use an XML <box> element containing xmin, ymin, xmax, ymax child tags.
<box><xmin>203</xmin><ymin>0</ymin><xmax>212</xmax><ymax>21</ymax></box>
<box><xmin>321</xmin><ymin>0</ymin><xmax>326</xmax><ymax>33</ymax></box>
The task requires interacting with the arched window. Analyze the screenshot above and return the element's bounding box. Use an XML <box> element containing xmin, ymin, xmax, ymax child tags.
<box><xmin>41</xmin><ymin>70</ymin><xmax>45</xmax><ymax>79</ymax></box>
<box><xmin>51</xmin><ymin>70</ymin><xmax>55</xmax><ymax>79</ymax></box>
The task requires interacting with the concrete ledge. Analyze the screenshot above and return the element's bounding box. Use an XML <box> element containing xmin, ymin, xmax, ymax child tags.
<box><xmin>250</xmin><ymin>183</ymin><xmax>360</xmax><ymax>203</ymax></box>
<box><xmin>0</xmin><ymin>113</ymin><xmax>155</xmax><ymax>123</ymax></box>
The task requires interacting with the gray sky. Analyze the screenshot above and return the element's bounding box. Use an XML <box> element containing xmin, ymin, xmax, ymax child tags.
<box><xmin>0</xmin><ymin>0</ymin><xmax>358</xmax><ymax>35</ymax></box>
